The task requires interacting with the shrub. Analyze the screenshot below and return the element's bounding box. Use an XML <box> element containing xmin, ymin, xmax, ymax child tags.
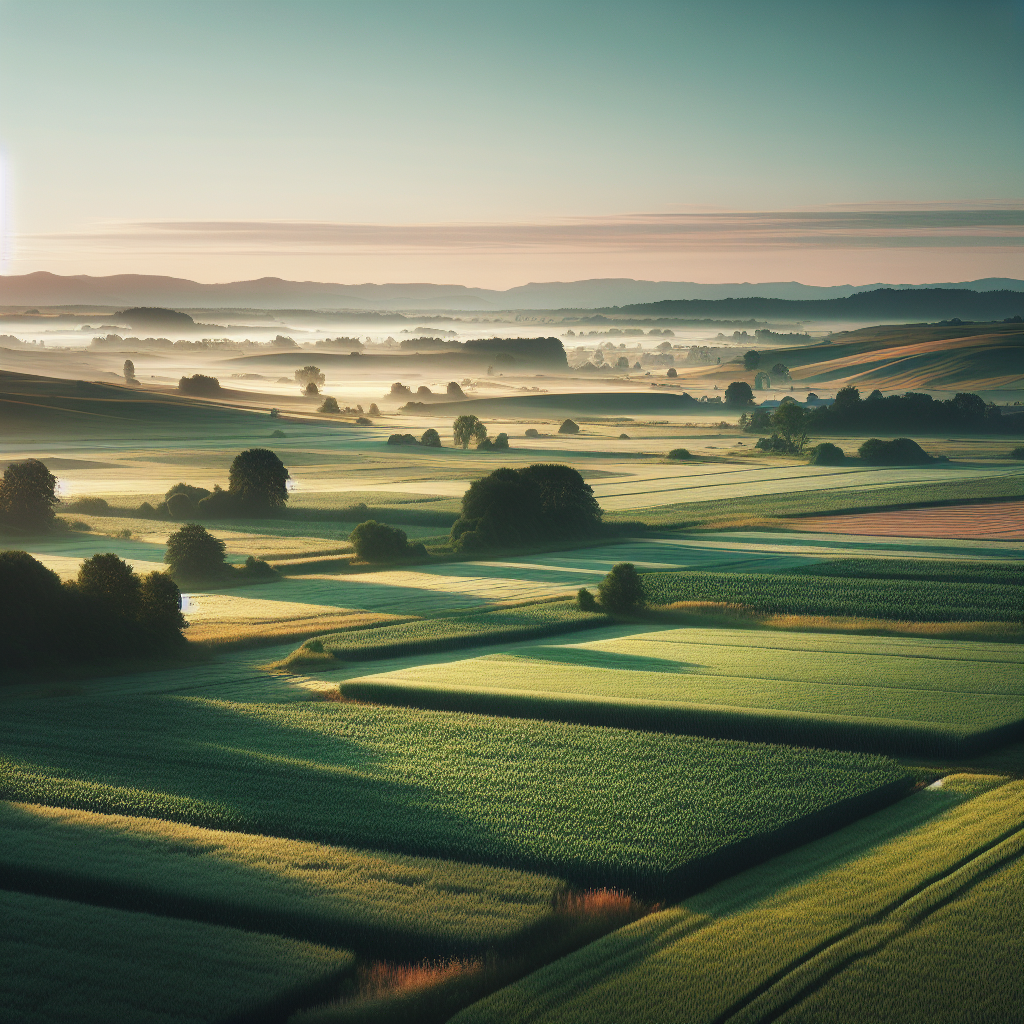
<box><xmin>270</xmin><ymin>429</ymin><xmax>286</xmax><ymax>438</ymax></box>
<box><xmin>447</xmin><ymin>381</ymin><xmax>465</xmax><ymax>399</ymax></box>
<box><xmin>355</xmin><ymin>417</ymin><xmax>373</xmax><ymax>425</ymax></box>
<box><xmin>66</xmin><ymin>496</ymin><xmax>110</xmax><ymax>515</ymax></box>
<box><xmin>178</xmin><ymin>374</ymin><xmax>220</xmax><ymax>396</ymax></box>
<box><xmin>137</xmin><ymin>502</ymin><xmax>157</xmax><ymax>518</ymax></box>
<box><xmin>558</xmin><ymin>419</ymin><xmax>580</xmax><ymax>434</ymax></box>
<box><xmin>597</xmin><ymin>562</ymin><xmax>646</xmax><ymax>614</ymax></box>
<box><xmin>228</xmin><ymin>449</ymin><xmax>289</xmax><ymax>514</ymax></box>
<box><xmin>304</xmin><ymin>381</ymin><xmax>319</xmax><ymax>397</ymax></box>
<box><xmin>165</xmin><ymin>523</ymin><xmax>227</xmax><ymax>581</ymax></box>
<box><xmin>390</xmin><ymin>383</ymin><xmax>411</xmax><ymax>397</ymax></box>
<box><xmin>577</xmin><ymin>587</ymin><xmax>599</xmax><ymax>612</ymax></box>
<box><xmin>318</xmin><ymin>396</ymin><xmax>340</xmax><ymax>413</ymax></box>
<box><xmin>619</xmin><ymin>433</ymin><xmax>630</xmax><ymax>439</ymax></box>
<box><xmin>166</xmin><ymin>492</ymin><xmax>199</xmax><ymax>520</ymax></box>
<box><xmin>808</xmin><ymin>442</ymin><xmax>846</xmax><ymax>465</ymax></box>
<box><xmin>165</xmin><ymin>483</ymin><xmax>212</xmax><ymax>505</ymax></box>
<box><xmin>368</xmin><ymin>403</ymin><xmax>380</xmax><ymax>416</ymax></box>
<box><xmin>238</xmin><ymin>555</ymin><xmax>278</xmax><ymax>581</ymax></box>
<box><xmin>1010</xmin><ymin>447</ymin><xmax>1024</xmax><ymax>460</ymax></box>
<box><xmin>755</xmin><ymin>434</ymin><xmax>802</xmax><ymax>455</ymax></box>
<box><xmin>387</xmin><ymin>433</ymin><xmax>419</xmax><ymax>445</ymax></box>
<box><xmin>525</xmin><ymin>428</ymin><xmax>540</xmax><ymax>437</ymax></box>
<box><xmin>196</xmin><ymin>486</ymin><xmax>238</xmax><ymax>519</ymax></box>
<box><xmin>743</xmin><ymin>350</ymin><xmax>760</xmax><ymax>370</ymax></box>
<box><xmin>349</xmin><ymin>520</ymin><xmax>417</xmax><ymax>563</ymax></box>
<box><xmin>420</xmin><ymin>428</ymin><xmax>442</xmax><ymax>447</ymax></box>
<box><xmin>667</xmin><ymin>448</ymin><xmax>692</xmax><ymax>459</ymax></box>
<box><xmin>0</xmin><ymin>459</ymin><xmax>59</xmax><ymax>533</ymax></box>
<box><xmin>858</xmin><ymin>437</ymin><xmax>933</xmax><ymax>465</ymax></box>
<box><xmin>270</xmin><ymin>408</ymin><xmax>279</xmax><ymax>418</ymax></box>
<box><xmin>667</xmin><ymin>367</ymin><xmax>677</xmax><ymax>378</ymax></box>
<box><xmin>453</xmin><ymin>415</ymin><xmax>488</xmax><ymax>449</ymax></box>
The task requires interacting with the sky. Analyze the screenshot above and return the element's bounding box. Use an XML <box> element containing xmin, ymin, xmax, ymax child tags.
<box><xmin>0</xmin><ymin>0</ymin><xmax>1021</xmax><ymax>287</ymax></box>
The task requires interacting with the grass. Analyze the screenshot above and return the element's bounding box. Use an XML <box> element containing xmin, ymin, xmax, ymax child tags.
<box><xmin>0</xmin><ymin>802</ymin><xmax>563</xmax><ymax>961</ymax></box>
<box><xmin>609</xmin><ymin>474</ymin><xmax>1022</xmax><ymax>529</ymax></box>
<box><xmin>788</xmin><ymin>556</ymin><xmax>1022</xmax><ymax>585</ymax></box>
<box><xmin>274</xmin><ymin>600</ymin><xmax>609</xmax><ymax>670</ymax></box>
<box><xmin>337</xmin><ymin>627</ymin><xmax>1024</xmax><ymax>757</ymax></box>
<box><xmin>0</xmin><ymin>887</ymin><xmax>354</xmax><ymax>1024</ymax></box>
<box><xmin>640</xmin><ymin>569</ymin><xmax>1022</xmax><ymax>622</ymax></box>
<box><xmin>0</xmin><ymin>696</ymin><xmax>908</xmax><ymax>897</ymax></box>
<box><xmin>451</xmin><ymin>775</ymin><xmax>1023</xmax><ymax>1024</ymax></box>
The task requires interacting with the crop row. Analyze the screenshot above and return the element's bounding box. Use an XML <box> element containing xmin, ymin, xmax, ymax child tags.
<box><xmin>1</xmin><ymin>888</ymin><xmax>353</xmax><ymax>1024</ymax></box>
<box><xmin>790</xmin><ymin>557</ymin><xmax>1022</xmax><ymax>586</ymax></box>
<box><xmin>0</xmin><ymin>696</ymin><xmax>908</xmax><ymax>897</ymax></box>
<box><xmin>452</xmin><ymin>777</ymin><xmax>1024</xmax><ymax>1024</ymax></box>
<box><xmin>0</xmin><ymin>801</ymin><xmax>561</xmax><ymax>961</ymax></box>
<box><xmin>640</xmin><ymin>570</ymin><xmax>1022</xmax><ymax>622</ymax></box>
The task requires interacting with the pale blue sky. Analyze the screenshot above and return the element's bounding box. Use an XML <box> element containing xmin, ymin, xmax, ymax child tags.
<box><xmin>1</xmin><ymin>0</ymin><xmax>1021</xmax><ymax>284</ymax></box>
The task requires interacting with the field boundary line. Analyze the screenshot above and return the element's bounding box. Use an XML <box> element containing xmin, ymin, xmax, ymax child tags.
<box><xmin>715</xmin><ymin>821</ymin><xmax>1024</xmax><ymax>1024</ymax></box>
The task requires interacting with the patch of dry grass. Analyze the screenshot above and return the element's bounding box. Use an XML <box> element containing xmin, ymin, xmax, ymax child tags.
<box><xmin>190</xmin><ymin>611</ymin><xmax>415</xmax><ymax>650</ymax></box>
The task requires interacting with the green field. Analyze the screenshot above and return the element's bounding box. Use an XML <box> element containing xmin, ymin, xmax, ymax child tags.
<box><xmin>453</xmin><ymin>776</ymin><xmax>1024</xmax><ymax>1024</ymax></box>
<box><xmin>790</xmin><ymin>556</ymin><xmax>1023</xmax><ymax>585</ymax></box>
<box><xmin>640</xmin><ymin>568</ymin><xmax>1023</xmax><ymax>622</ymax></box>
<box><xmin>0</xmin><ymin>887</ymin><xmax>354</xmax><ymax>1024</ymax></box>
<box><xmin>295</xmin><ymin>600</ymin><xmax>609</xmax><ymax>665</ymax></box>
<box><xmin>0</xmin><ymin>802</ymin><xmax>564</xmax><ymax>960</ymax></box>
<box><xmin>339</xmin><ymin>628</ymin><xmax>1024</xmax><ymax>756</ymax></box>
<box><xmin>0</xmin><ymin>697</ymin><xmax>907</xmax><ymax>896</ymax></box>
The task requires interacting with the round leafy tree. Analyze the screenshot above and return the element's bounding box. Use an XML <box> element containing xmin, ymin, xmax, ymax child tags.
<box><xmin>667</xmin><ymin>367</ymin><xmax>677</xmax><ymax>378</ymax></box>
<box><xmin>453</xmin><ymin>414</ymin><xmax>488</xmax><ymax>449</ymax></box>
<box><xmin>76</xmin><ymin>553</ymin><xmax>141</xmax><ymax>618</ymax></box>
<box><xmin>228</xmin><ymin>448</ymin><xmax>289</xmax><ymax>514</ymax></box>
<box><xmin>349</xmin><ymin>520</ymin><xmax>412</xmax><ymax>562</ymax></box>
<box><xmin>597</xmin><ymin>562</ymin><xmax>646</xmax><ymax>614</ymax></box>
<box><xmin>725</xmin><ymin>381</ymin><xmax>755</xmax><ymax>407</ymax></box>
<box><xmin>420</xmin><ymin>428</ymin><xmax>442</xmax><ymax>447</ymax></box>
<box><xmin>743</xmin><ymin>350</ymin><xmax>760</xmax><ymax>370</ymax></box>
<box><xmin>304</xmin><ymin>381</ymin><xmax>319</xmax><ymax>396</ymax></box>
<box><xmin>0</xmin><ymin>551</ymin><xmax>66</xmax><ymax>667</ymax></box>
<box><xmin>558</xmin><ymin>419</ymin><xmax>580</xmax><ymax>434</ymax></box>
<box><xmin>318</xmin><ymin>396</ymin><xmax>340</xmax><ymax>413</ymax></box>
<box><xmin>137</xmin><ymin>571</ymin><xmax>187</xmax><ymax>645</ymax></box>
<box><xmin>165</xmin><ymin>523</ymin><xmax>227</xmax><ymax>580</ymax></box>
<box><xmin>667</xmin><ymin>448</ymin><xmax>692</xmax><ymax>459</ymax></box>
<box><xmin>0</xmin><ymin>459</ymin><xmax>59</xmax><ymax>532</ymax></box>
<box><xmin>576</xmin><ymin>587</ymin><xmax>599</xmax><ymax>612</ymax></box>
<box><xmin>858</xmin><ymin>437</ymin><xmax>933</xmax><ymax>465</ymax></box>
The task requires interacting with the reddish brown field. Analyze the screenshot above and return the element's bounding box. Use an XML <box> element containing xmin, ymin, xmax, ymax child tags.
<box><xmin>788</xmin><ymin>500</ymin><xmax>1024</xmax><ymax>540</ymax></box>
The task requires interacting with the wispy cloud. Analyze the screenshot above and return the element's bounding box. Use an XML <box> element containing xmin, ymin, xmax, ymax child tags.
<box><xmin>25</xmin><ymin>204</ymin><xmax>1024</xmax><ymax>257</ymax></box>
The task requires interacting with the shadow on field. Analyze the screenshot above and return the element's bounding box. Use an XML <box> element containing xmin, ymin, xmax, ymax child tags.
<box><xmin>502</xmin><ymin>646</ymin><xmax>699</xmax><ymax>675</ymax></box>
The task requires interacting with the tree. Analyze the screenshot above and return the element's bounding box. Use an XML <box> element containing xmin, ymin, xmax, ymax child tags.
<box><xmin>304</xmin><ymin>381</ymin><xmax>319</xmax><ymax>396</ymax></box>
<box><xmin>770</xmin><ymin>362</ymin><xmax>791</xmax><ymax>379</ymax></box>
<box><xmin>318</xmin><ymin>396</ymin><xmax>340</xmax><ymax>413</ymax></box>
<box><xmin>770</xmin><ymin>402</ymin><xmax>807</xmax><ymax>444</ymax></box>
<box><xmin>166</xmin><ymin>491</ymin><xmax>199</xmax><ymax>519</ymax></box>
<box><xmin>616</xmin><ymin>356</ymin><xmax>630</xmax><ymax>370</ymax></box>
<box><xmin>137</xmin><ymin>571</ymin><xmax>187</xmax><ymax>647</ymax></box>
<box><xmin>447</xmin><ymin>381</ymin><xmax>466</xmax><ymax>399</ymax></box>
<box><xmin>77</xmin><ymin>553</ymin><xmax>141</xmax><ymax>619</ymax></box>
<box><xmin>667</xmin><ymin>367</ymin><xmax>677</xmax><ymax>378</ymax></box>
<box><xmin>576</xmin><ymin>587</ymin><xmax>599</xmax><ymax>611</ymax></box>
<box><xmin>725</xmin><ymin>381</ymin><xmax>754</xmax><ymax>407</ymax></box>
<box><xmin>368</xmin><ymin>403</ymin><xmax>381</xmax><ymax>416</ymax></box>
<box><xmin>453</xmin><ymin>415</ymin><xmax>488</xmax><ymax>449</ymax></box>
<box><xmin>349</xmin><ymin>520</ymin><xmax>415</xmax><ymax>562</ymax></box>
<box><xmin>0</xmin><ymin>459</ymin><xmax>59</xmax><ymax>532</ymax></box>
<box><xmin>123</xmin><ymin>359</ymin><xmax>136</xmax><ymax>381</ymax></box>
<box><xmin>597</xmin><ymin>562</ymin><xmax>646</xmax><ymax>614</ymax></box>
<box><xmin>858</xmin><ymin>437</ymin><xmax>933</xmax><ymax>465</ymax></box>
<box><xmin>165</xmin><ymin>523</ymin><xmax>227</xmax><ymax>580</ymax></box>
<box><xmin>228</xmin><ymin>449</ymin><xmax>289</xmax><ymax>514</ymax></box>
<box><xmin>178</xmin><ymin>374</ymin><xmax>221</xmax><ymax>396</ymax></box>
<box><xmin>295</xmin><ymin>365</ymin><xmax>325</xmax><ymax>386</ymax></box>
<box><xmin>0</xmin><ymin>550</ymin><xmax>66</xmax><ymax>668</ymax></box>
<box><xmin>743</xmin><ymin>350</ymin><xmax>760</xmax><ymax>370</ymax></box>
<box><xmin>558</xmin><ymin>419</ymin><xmax>580</xmax><ymax>434</ymax></box>
<box><xmin>420</xmin><ymin>428</ymin><xmax>442</xmax><ymax>447</ymax></box>
<box><xmin>833</xmin><ymin>385</ymin><xmax>861</xmax><ymax>412</ymax></box>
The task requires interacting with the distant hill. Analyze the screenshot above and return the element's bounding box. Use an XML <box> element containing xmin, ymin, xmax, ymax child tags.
<box><xmin>400</xmin><ymin>392</ymin><xmax>705</xmax><ymax>417</ymax></box>
<box><xmin>609</xmin><ymin>289</ymin><xmax>1024</xmax><ymax>323</ymax></box>
<box><xmin>1</xmin><ymin>272</ymin><xmax>1021</xmax><ymax>312</ymax></box>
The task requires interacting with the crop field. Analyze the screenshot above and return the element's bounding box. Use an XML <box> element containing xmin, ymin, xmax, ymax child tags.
<box><xmin>788</xmin><ymin>499</ymin><xmax>1024</xmax><ymax>540</ymax></box>
<box><xmin>640</xmin><ymin>568</ymin><xmax>1023</xmax><ymax>621</ymax></box>
<box><xmin>0</xmin><ymin>696</ymin><xmax>908</xmax><ymax>896</ymax></box>
<box><xmin>338</xmin><ymin>627</ymin><xmax>1024</xmax><ymax>756</ymax></box>
<box><xmin>0</xmin><ymin>802</ymin><xmax>562</xmax><ymax>960</ymax></box>
<box><xmin>452</xmin><ymin>776</ymin><xmax>1024</xmax><ymax>1024</ymax></box>
<box><xmin>1</xmin><ymin>888</ymin><xmax>354</xmax><ymax>1024</ymax></box>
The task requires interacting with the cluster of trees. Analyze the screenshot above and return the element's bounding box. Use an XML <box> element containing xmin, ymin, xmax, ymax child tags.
<box><xmin>152</xmin><ymin>450</ymin><xmax>290</xmax><ymax>520</ymax></box>
<box><xmin>387</xmin><ymin>429</ymin><xmax>442</xmax><ymax>447</ymax></box>
<box><xmin>178</xmin><ymin>374</ymin><xmax>222</xmax><ymax>396</ymax></box>
<box><xmin>349</xmin><ymin>520</ymin><xmax>427</xmax><ymax>563</ymax></box>
<box><xmin>1</xmin><ymin>549</ymin><xmax>186</xmax><ymax>672</ymax></box>
<box><xmin>450</xmin><ymin>464</ymin><xmax>602</xmax><ymax>553</ymax></box>
<box><xmin>163</xmin><ymin>522</ymin><xmax>276</xmax><ymax>583</ymax></box>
